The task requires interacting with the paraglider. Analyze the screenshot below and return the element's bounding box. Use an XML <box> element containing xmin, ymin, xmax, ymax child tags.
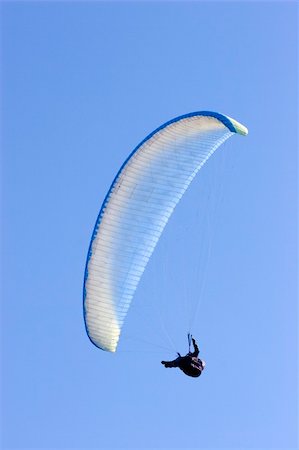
<box><xmin>161</xmin><ymin>335</ymin><xmax>205</xmax><ymax>378</ymax></box>
<box><xmin>83</xmin><ymin>111</ymin><xmax>248</xmax><ymax>353</ymax></box>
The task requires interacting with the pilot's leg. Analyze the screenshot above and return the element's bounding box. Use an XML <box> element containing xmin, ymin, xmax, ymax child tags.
<box><xmin>161</xmin><ymin>358</ymin><xmax>180</xmax><ymax>368</ymax></box>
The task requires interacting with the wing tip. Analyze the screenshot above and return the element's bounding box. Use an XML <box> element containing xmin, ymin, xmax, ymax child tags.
<box><xmin>86</xmin><ymin>328</ymin><xmax>119</xmax><ymax>352</ymax></box>
<box><xmin>182</xmin><ymin>111</ymin><xmax>248</xmax><ymax>136</ymax></box>
<box><xmin>225</xmin><ymin>115</ymin><xmax>248</xmax><ymax>136</ymax></box>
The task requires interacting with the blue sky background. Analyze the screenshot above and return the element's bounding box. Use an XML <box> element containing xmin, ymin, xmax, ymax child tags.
<box><xmin>1</xmin><ymin>2</ymin><xmax>297</xmax><ymax>449</ymax></box>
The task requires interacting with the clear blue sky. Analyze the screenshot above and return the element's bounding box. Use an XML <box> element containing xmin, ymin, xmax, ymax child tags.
<box><xmin>1</xmin><ymin>2</ymin><xmax>297</xmax><ymax>449</ymax></box>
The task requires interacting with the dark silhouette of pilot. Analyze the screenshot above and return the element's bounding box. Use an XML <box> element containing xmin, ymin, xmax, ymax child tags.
<box><xmin>161</xmin><ymin>337</ymin><xmax>205</xmax><ymax>378</ymax></box>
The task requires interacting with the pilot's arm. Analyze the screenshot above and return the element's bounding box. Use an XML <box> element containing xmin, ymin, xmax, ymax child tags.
<box><xmin>191</xmin><ymin>338</ymin><xmax>199</xmax><ymax>357</ymax></box>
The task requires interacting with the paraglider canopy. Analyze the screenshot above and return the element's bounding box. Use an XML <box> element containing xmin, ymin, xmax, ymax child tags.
<box><xmin>83</xmin><ymin>111</ymin><xmax>248</xmax><ymax>352</ymax></box>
